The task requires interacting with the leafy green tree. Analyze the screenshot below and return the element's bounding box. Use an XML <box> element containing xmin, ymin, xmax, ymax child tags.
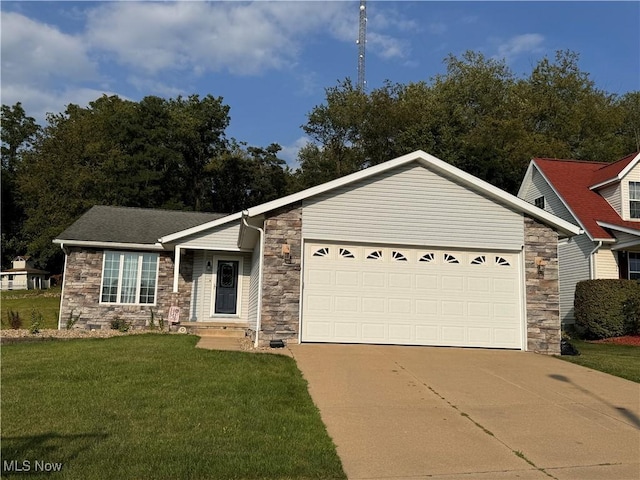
<box><xmin>1</xmin><ymin>103</ymin><xmax>40</xmax><ymax>267</ymax></box>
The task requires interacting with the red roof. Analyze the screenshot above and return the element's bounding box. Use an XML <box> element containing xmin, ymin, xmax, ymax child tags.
<box><xmin>589</xmin><ymin>152</ymin><xmax>639</xmax><ymax>187</ymax></box>
<box><xmin>534</xmin><ymin>154</ymin><xmax>640</xmax><ymax>240</ymax></box>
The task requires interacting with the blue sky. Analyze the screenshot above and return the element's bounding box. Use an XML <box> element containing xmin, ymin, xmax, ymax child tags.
<box><xmin>2</xmin><ymin>1</ymin><xmax>639</xmax><ymax>165</ymax></box>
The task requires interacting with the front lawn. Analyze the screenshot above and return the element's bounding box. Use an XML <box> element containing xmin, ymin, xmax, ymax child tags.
<box><xmin>1</xmin><ymin>287</ymin><xmax>61</xmax><ymax>330</ymax></box>
<box><xmin>559</xmin><ymin>340</ymin><xmax>640</xmax><ymax>383</ymax></box>
<box><xmin>1</xmin><ymin>335</ymin><xmax>345</xmax><ymax>479</ymax></box>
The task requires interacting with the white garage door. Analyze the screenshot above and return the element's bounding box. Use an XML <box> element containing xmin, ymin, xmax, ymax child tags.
<box><xmin>302</xmin><ymin>242</ymin><xmax>523</xmax><ymax>349</ymax></box>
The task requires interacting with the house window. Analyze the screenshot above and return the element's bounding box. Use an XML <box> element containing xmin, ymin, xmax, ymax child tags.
<box><xmin>419</xmin><ymin>253</ymin><xmax>435</xmax><ymax>263</ymax></box>
<box><xmin>313</xmin><ymin>247</ymin><xmax>329</xmax><ymax>257</ymax></box>
<box><xmin>471</xmin><ymin>256</ymin><xmax>486</xmax><ymax>265</ymax></box>
<box><xmin>392</xmin><ymin>251</ymin><xmax>407</xmax><ymax>261</ymax></box>
<box><xmin>630</xmin><ymin>182</ymin><xmax>640</xmax><ymax>219</ymax></box>
<box><xmin>101</xmin><ymin>252</ymin><xmax>159</xmax><ymax>304</ymax></box>
<box><xmin>444</xmin><ymin>253</ymin><xmax>459</xmax><ymax>264</ymax></box>
<box><xmin>629</xmin><ymin>253</ymin><xmax>640</xmax><ymax>280</ymax></box>
<box><xmin>340</xmin><ymin>248</ymin><xmax>355</xmax><ymax>258</ymax></box>
<box><xmin>367</xmin><ymin>250</ymin><xmax>383</xmax><ymax>260</ymax></box>
<box><xmin>534</xmin><ymin>196</ymin><xmax>545</xmax><ymax>209</ymax></box>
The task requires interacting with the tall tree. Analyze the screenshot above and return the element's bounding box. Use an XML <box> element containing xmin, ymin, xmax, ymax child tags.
<box><xmin>1</xmin><ymin>103</ymin><xmax>40</xmax><ymax>267</ymax></box>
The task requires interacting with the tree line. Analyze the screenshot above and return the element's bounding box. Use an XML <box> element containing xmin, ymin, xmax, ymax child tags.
<box><xmin>2</xmin><ymin>50</ymin><xmax>639</xmax><ymax>273</ymax></box>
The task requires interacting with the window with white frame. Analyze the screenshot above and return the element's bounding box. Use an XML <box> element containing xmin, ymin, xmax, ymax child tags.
<box><xmin>629</xmin><ymin>253</ymin><xmax>640</xmax><ymax>280</ymax></box>
<box><xmin>630</xmin><ymin>182</ymin><xmax>640</xmax><ymax>219</ymax></box>
<box><xmin>101</xmin><ymin>252</ymin><xmax>159</xmax><ymax>304</ymax></box>
<box><xmin>534</xmin><ymin>196</ymin><xmax>545</xmax><ymax>209</ymax></box>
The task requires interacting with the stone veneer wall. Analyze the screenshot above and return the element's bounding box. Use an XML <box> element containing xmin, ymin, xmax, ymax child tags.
<box><xmin>524</xmin><ymin>216</ymin><xmax>561</xmax><ymax>354</ymax></box>
<box><xmin>59</xmin><ymin>247</ymin><xmax>193</xmax><ymax>330</ymax></box>
<box><xmin>259</xmin><ymin>203</ymin><xmax>302</xmax><ymax>345</ymax></box>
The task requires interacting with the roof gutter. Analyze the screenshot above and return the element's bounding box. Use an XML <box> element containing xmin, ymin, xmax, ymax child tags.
<box><xmin>241</xmin><ymin>211</ymin><xmax>264</xmax><ymax>349</ymax></box>
<box><xmin>589</xmin><ymin>241</ymin><xmax>603</xmax><ymax>279</ymax></box>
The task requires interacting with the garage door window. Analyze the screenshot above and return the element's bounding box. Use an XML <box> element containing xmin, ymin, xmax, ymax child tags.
<box><xmin>444</xmin><ymin>253</ymin><xmax>459</xmax><ymax>264</ymax></box>
<box><xmin>313</xmin><ymin>247</ymin><xmax>329</xmax><ymax>257</ymax></box>
<box><xmin>496</xmin><ymin>256</ymin><xmax>511</xmax><ymax>266</ymax></box>
<box><xmin>419</xmin><ymin>253</ymin><xmax>435</xmax><ymax>263</ymax></box>
<box><xmin>367</xmin><ymin>250</ymin><xmax>383</xmax><ymax>260</ymax></box>
<box><xmin>340</xmin><ymin>248</ymin><xmax>355</xmax><ymax>258</ymax></box>
<box><xmin>471</xmin><ymin>255</ymin><xmax>486</xmax><ymax>265</ymax></box>
<box><xmin>392</xmin><ymin>251</ymin><xmax>407</xmax><ymax>261</ymax></box>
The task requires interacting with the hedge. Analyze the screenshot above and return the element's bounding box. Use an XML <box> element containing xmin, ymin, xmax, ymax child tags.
<box><xmin>574</xmin><ymin>279</ymin><xmax>640</xmax><ymax>339</ymax></box>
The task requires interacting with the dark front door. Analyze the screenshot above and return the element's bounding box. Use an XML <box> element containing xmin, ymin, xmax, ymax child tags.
<box><xmin>215</xmin><ymin>261</ymin><xmax>238</xmax><ymax>314</ymax></box>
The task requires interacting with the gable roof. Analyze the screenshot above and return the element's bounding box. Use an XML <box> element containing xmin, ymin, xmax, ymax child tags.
<box><xmin>237</xmin><ymin>150</ymin><xmax>579</xmax><ymax>237</ymax></box>
<box><xmin>531</xmin><ymin>155</ymin><xmax>640</xmax><ymax>240</ymax></box>
<box><xmin>54</xmin><ymin>205</ymin><xmax>225</xmax><ymax>248</ymax></box>
<box><xmin>589</xmin><ymin>152</ymin><xmax>640</xmax><ymax>189</ymax></box>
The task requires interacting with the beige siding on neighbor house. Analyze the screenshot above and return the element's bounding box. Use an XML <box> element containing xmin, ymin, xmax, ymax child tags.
<box><xmin>521</xmin><ymin>167</ymin><xmax>576</xmax><ymax>224</ymax></box>
<box><xmin>302</xmin><ymin>163</ymin><xmax>524</xmax><ymax>251</ymax></box>
<box><xmin>190</xmin><ymin>251</ymin><xmax>251</xmax><ymax>322</ymax></box>
<box><xmin>621</xmin><ymin>165</ymin><xmax>640</xmax><ymax>220</ymax></box>
<box><xmin>595</xmin><ymin>247</ymin><xmax>619</xmax><ymax>279</ymax></box>
<box><xmin>178</xmin><ymin>220</ymin><xmax>243</xmax><ymax>250</ymax></box>
<box><xmin>600</xmin><ymin>183</ymin><xmax>622</xmax><ymax>217</ymax></box>
<box><xmin>558</xmin><ymin>234</ymin><xmax>593</xmax><ymax>324</ymax></box>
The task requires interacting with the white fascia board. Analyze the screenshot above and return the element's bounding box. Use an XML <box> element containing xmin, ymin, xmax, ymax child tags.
<box><xmin>52</xmin><ymin>239</ymin><xmax>165</xmax><ymax>251</ymax></box>
<box><xmin>158</xmin><ymin>212</ymin><xmax>242</xmax><ymax>243</ymax></box>
<box><xmin>245</xmin><ymin>150</ymin><xmax>423</xmax><ymax>217</ymax></box>
<box><xmin>590</xmin><ymin>153</ymin><xmax>640</xmax><ymax>190</ymax></box>
<box><xmin>413</xmin><ymin>153</ymin><xmax>581</xmax><ymax>237</ymax></box>
<box><xmin>596</xmin><ymin>221</ymin><xmax>640</xmax><ymax>237</ymax></box>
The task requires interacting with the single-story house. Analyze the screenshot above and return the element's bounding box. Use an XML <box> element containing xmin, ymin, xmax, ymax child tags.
<box><xmin>0</xmin><ymin>256</ymin><xmax>49</xmax><ymax>291</ymax></box>
<box><xmin>518</xmin><ymin>152</ymin><xmax>640</xmax><ymax>324</ymax></box>
<box><xmin>54</xmin><ymin>150</ymin><xmax>580</xmax><ymax>354</ymax></box>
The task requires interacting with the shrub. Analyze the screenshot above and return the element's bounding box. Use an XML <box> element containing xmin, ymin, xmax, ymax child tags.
<box><xmin>7</xmin><ymin>310</ymin><xmax>22</xmax><ymax>330</ymax></box>
<box><xmin>29</xmin><ymin>309</ymin><xmax>43</xmax><ymax>334</ymax></box>
<box><xmin>110</xmin><ymin>316</ymin><xmax>131</xmax><ymax>333</ymax></box>
<box><xmin>574</xmin><ymin>279</ymin><xmax>640</xmax><ymax>339</ymax></box>
<box><xmin>66</xmin><ymin>310</ymin><xmax>81</xmax><ymax>330</ymax></box>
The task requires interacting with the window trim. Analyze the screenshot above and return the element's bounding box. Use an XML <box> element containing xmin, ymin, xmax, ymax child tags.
<box><xmin>99</xmin><ymin>251</ymin><xmax>159</xmax><ymax>306</ymax></box>
<box><xmin>629</xmin><ymin>182</ymin><xmax>640</xmax><ymax>219</ymax></box>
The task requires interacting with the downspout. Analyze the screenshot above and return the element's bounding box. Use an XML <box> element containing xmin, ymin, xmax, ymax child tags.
<box><xmin>58</xmin><ymin>243</ymin><xmax>69</xmax><ymax>330</ymax></box>
<box><xmin>242</xmin><ymin>211</ymin><xmax>264</xmax><ymax>348</ymax></box>
<box><xmin>589</xmin><ymin>241</ymin><xmax>603</xmax><ymax>279</ymax></box>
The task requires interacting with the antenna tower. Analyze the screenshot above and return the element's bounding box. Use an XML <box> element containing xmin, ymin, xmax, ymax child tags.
<box><xmin>357</xmin><ymin>0</ymin><xmax>367</xmax><ymax>91</ymax></box>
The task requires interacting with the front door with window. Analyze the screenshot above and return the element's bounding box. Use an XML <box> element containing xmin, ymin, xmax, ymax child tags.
<box><xmin>214</xmin><ymin>260</ymin><xmax>239</xmax><ymax>314</ymax></box>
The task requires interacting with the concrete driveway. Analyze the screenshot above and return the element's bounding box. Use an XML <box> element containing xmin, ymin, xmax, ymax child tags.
<box><xmin>290</xmin><ymin>344</ymin><xmax>640</xmax><ymax>480</ymax></box>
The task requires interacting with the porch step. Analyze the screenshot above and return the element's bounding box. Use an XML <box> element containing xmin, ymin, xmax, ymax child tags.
<box><xmin>178</xmin><ymin>322</ymin><xmax>248</xmax><ymax>339</ymax></box>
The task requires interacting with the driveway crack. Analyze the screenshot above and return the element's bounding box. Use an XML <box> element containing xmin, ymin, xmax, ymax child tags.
<box><xmin>394</xmin><ymin>361</ymin><xmax>559</xmax><ymax>480</ymax></box>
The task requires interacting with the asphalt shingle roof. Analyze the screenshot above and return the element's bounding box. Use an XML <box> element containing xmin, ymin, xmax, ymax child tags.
<box><xmin>534</xmin><ymin>154</ymin><xmax>640</xmax><ymax>240</ymax></box>
<box><xmin>56</xmin><ymin>205</ymin><xmax>227</xmax><ymax>245</ymax></box>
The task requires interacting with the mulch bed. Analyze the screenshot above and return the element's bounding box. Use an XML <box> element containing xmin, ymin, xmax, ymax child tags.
<box><xmin>590</xmin><ymin>335</ymin><xmax>640</xmax><ymax>346</ymax></box>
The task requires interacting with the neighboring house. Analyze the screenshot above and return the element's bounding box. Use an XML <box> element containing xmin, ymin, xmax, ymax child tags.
<box><xmin>518</xmin><ymin>151</ymin><xmax>640</xmax><ymax>325</ymax></box>
<box><xmin>54</xmin><ymin>151</ymin><xmax>579</xmax><ymax>354</ymax></box>
<box><xmin>0</xmin><ymin>256</ymin><xmax>49</xmax><ymax>291</ymax></box>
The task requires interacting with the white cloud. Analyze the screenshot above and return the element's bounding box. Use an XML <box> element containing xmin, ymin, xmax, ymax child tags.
<box><xmin>279</xmin><ymin>136</ymin><xmax>310</xmax><ymax>168</ymax></box>
<box><xmin>495</xmin><ymin>33</ymin><xmax>545</xmax><ymax>61</ymax></box>
<box><xmin>84</xmin><ymin>2</ymin><xmax>351</xmax><ymax>76</ymax></box>
<box><xmin>0</xmin><ymin>11</ymin><xmax>97</xmax><ymax>84</ymax></box>
<box><xmin>368</xmin><ymin>32</ymin><xmax>408</xmax><ymax>60</ymax></box>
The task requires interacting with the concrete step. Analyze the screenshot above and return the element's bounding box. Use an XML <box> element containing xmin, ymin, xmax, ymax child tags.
<box><xmin>177</xmin><ymin>322</ymin><xmax>248</xmax><ymax>338</ymax></box>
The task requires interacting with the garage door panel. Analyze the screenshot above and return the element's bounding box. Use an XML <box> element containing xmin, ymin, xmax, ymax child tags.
<box><xmin>302</xmin><ymin>242</ymin><xmax>522</xmax><ymax>349</ymax></box>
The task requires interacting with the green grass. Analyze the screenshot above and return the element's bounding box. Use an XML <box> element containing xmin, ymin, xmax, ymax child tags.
<box><xmin>1</xmin><ymin>335</ymin><xmax>346</xmax><ymax>479</ymax></box>
<box><xmin>559</xmin><ymin>340</ymin><xmax>640</xmax><ymax>383</ymax></box>
<box><xmin>1</xmin><ymin>287</ymin><xmax>61</xmax><ymax>330</ymax></box>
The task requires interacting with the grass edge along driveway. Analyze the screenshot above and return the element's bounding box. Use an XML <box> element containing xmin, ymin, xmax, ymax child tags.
<box><xmin>1</xmin><ymin>334</ymin><xmax>346</xmax><ymax>480</ymax></box>
<box><xmin>557</xmin><ymin>339</ymin><xmax>640</xmax><ymax>383</ymax></box>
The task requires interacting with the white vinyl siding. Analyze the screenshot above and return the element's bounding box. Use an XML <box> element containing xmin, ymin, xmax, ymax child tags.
<box><xmin>178</xmin><ymin>220</ymin><xmax>243</xmax><ymax>250</ymax></box>
<box><xmin>303</xmin><ymin>164</ymin><xmax>524</xmax><ymax>251</ymax></box>
<box><xmin>521</xmin><ymin>167</ymin><xmax>576</xmax><ymax>224</ymax></box>
<box><xmin>594</xmin><ymin>247</ymin><xmax>619</xmax><ymax>279</ymax></box>
<box><xmin>247</xmin><ymin>245</ymin><xmax>261</xmax><ymax>330</ymax></box>
<box><xmin>600</xmin><ymin>183</ymin><xmax>622</xmax><ymax>217</ymax></box>
<box><xmin>190</xmin><ymin>251</ymin><xmax>251</xmax><ymax>322</ymax></box>
<box><xmin>558</xmin><ymin>234</ymin><xmax>593</xmax><ymax>324</ymax></box>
